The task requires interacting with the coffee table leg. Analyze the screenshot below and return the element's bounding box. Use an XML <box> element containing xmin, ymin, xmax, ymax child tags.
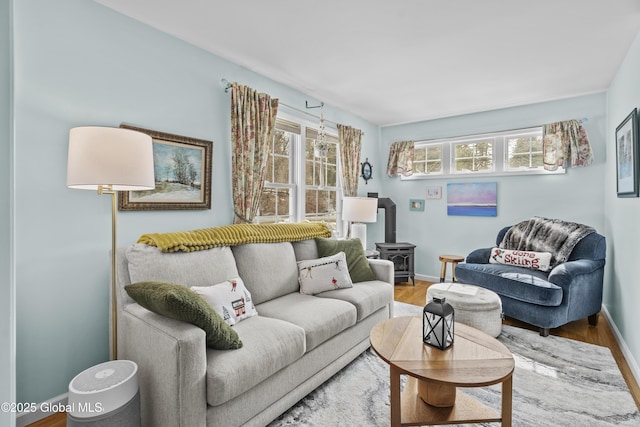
<box><xmin>501</xmin><ymin>374</ymin><xmax>513</xmax><ymax>427</ymax></box>
<box><xmin>390</xmin><ymin>366</ymin><xmax>401</xmax><ymax>427</ymax></box>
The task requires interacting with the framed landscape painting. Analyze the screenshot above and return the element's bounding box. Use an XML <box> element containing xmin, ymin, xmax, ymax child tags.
<box><xmin>118</xmin><ymin>125</ymin><xmax>213</xmax><ymax>210</ymax></box>
<box><xmin>615</xmin><ymin>108</ymin><xmax>639</xmax><ymax>197</ymax></box>
<box><xmin>447</xmin><ymin>182</ymin><xmax>497</xmax><ymax>216</ymax></box>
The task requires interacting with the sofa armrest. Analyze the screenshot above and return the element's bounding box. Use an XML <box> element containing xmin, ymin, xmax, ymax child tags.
<box><xmin>368</xmin><ymin>259</ymin><xmax>394</xmax><ymax>285</ymax></box>
<box><xmin>547</xmin><ymin>259</ymin><xmax>606</xmax><ymax>288</ymax></box>
<box><xmin>121</xmin><ymin>304</ymin><xmax>207</xmax><ymax>427</ymax></box>
<box><xmin>465</xmin><ymin>247</ymin><xmax>492</xmax><ymax>264</ymax></box>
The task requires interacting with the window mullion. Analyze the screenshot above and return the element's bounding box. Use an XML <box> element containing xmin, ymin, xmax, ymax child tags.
<box><xmin>294</xmin><ymin>131</ymin><xmax>304</xmax><ymax>223</ymax></box>
<box><xmin>495</xmin><ymin>135</ymin><xmax>505</xmax><ymax>172</ymax></box>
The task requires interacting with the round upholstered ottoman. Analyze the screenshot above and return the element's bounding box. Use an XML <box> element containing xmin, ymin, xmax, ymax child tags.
<box><xmin>426</xmin><ymin>282</ymin><xmax>502</xmax><ymax>337</ymax></box>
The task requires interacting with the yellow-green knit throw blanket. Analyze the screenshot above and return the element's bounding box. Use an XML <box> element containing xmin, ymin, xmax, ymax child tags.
<box><xmin>138</xmin><ymin>223</ymin><xmax>332</xmax><ymax>253</ymax></box>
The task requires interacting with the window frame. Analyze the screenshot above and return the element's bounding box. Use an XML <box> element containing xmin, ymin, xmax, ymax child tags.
<box><xmin>258</xmin><ymin>118</ymin><xmax>298</xmax><ymax>224</ymax></box>
<box><xmin>451</xmin><ymin>136</ymin><xmax>495</xmax><ymax>175</ymax></box>
<box><xmin>402</xmin><ymin>126</ymin><xmax>564</xmax><ymax>180</ymax></box>
<box><xmin>504</xmin><ymin>129</ymin><xmax>545</xmax><ymax>172</ymax></box>
<box><xmin>256</xmin><ymin>107</ymin><xmax>345</xmax><ymax>235</ymax></box>
<box><xmin>303</xmin><ymin>127</ymin><xmax>341</xmax><ymax>227</ymax></box>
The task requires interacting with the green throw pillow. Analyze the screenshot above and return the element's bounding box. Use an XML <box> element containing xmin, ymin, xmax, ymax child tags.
<box><xmin>315</xmin><ymin>238</ymin><xmax>376</xmax><ymax>283</ymax></box>
<box><xmin>125</xmin><ymin>281</ymin><xmax>243</xmax><ymax>350</ymax></box>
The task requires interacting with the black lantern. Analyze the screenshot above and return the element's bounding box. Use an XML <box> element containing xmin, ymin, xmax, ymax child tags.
<box><xmin>423</xmin><ymin>297</ymin><xmax>455</xmax><ymax>349</ymax></box>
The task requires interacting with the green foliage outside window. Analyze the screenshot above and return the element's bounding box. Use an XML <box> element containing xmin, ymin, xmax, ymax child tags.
<box><xmin>454</xmin><ymin>140</ymin><xmax>493</xmax><ymax>172</ymax></box>
<box><xmin>258</xmin><ymin>121</ymin><xmax>340</xmax><ymax>233</ymax></box>
<box><xmin>507</xmin><ymin>135</ymin><xmax>543</xmax><ymax>169</ymax></box>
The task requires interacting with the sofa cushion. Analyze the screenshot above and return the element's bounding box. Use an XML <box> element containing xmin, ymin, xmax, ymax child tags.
<box><xmin>315</xmin><ymin>238</ymin><xmax>376</xmax><ymax>283</ymax></box>
<box><xmin>231</xmin><ymin>242</ymin><xmax>299</xmax><ymax>305</ymax></box>
<box><xmin>456</xmin><ymin>263</ymin><xmax>563</xmax><ymax>306</ymax></box>
<box><xmin>124</xmin><ymin>281</ymin><xmax>243</xmax><ymax>350</ymax></box>
<box><xmin>206</xmin><ymin>315</ymin><xmax>306</xmax><ymax>406</ymax></box>
<box><xmin>315</xmin><ymin>280</ymin><xmax>393</xmax><ymax>321</ymax></box>
<box><xmin>126</xmin><ymin>243</ymin><xmax>239</xmax><ymax>287</ymax></box>
<box><xmin>191</xmin><ymin>278</ymin><xmax>258</xmax><ymax>326</ymax></box>
<box><xmin>257</xmin><ymin>293</ymin><xmax>357</xmax><ymax>351</ymax></box>
<box><xmin>297</xmin><ymin>252</ymin><xmax>353</xmax><ymax>295</ymax></box>
<box><xmin>291</xmin><ymin>238</ymin><xmax>319</xmax><ymax>261</ymax></box>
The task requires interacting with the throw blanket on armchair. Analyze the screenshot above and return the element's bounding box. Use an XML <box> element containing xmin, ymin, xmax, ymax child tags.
<box><xmin>138</xmin><ymin>222</ymin><xmax>332</xmax><ymax>253</ymax></box>
<box><xmin>499</xmin><ymin>217</ymin><xmax>595</xmax><ymax>267</ymax></box>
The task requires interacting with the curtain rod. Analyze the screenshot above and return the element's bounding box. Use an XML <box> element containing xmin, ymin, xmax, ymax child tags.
<box><xmin>221</xmin><ymin>78</ymin><xmax>357</xmax><ymax>131</ymax></box>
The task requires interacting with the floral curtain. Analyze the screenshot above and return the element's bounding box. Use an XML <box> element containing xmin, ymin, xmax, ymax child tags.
<box><xmin>542</xmin><ymin>120</ymin><xmax>593</xmax><ymax>171</ymax></box>
<box><xmin>337</xmin><ymin>124</ymin><xmax>363</xmax><ymax>197</ymax></box>
<box><xmin>231</xmin><ymin>82</ymin><xmax>279</xmax><ymax>223</ymax></box>
<box><xmin>386</xmin><ymin>141</ymin><xmax>414</xmax><ymax>177</ymax></box>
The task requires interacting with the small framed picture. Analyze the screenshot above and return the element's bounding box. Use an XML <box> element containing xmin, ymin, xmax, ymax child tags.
<box><xmin>615</xmin><ymin>108</ymin><xmax>639</xmax><ymax>197</ymax></box>
<box><xmin>426</xmin><ymin>186</ymin><xmax>442</xmax><ymax>199</ymax></box>
<box><xmin>409</xmin><ymin>199</ymin><xmax>425</xmax><ymax>212</ymax></box>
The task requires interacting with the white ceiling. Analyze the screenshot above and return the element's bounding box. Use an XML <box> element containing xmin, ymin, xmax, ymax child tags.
<box><xmin>96</xmin><ymin>0</ymin><xmax>640</xmax><ymax>126</ymax></box>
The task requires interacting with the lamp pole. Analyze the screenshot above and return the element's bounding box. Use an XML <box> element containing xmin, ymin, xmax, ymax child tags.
<box><xmin>99</xmin><ymin>185</ymin><xmax>118</xmax><ymax>360</ymax></box>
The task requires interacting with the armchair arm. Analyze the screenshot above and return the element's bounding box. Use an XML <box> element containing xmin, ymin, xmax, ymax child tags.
<box><xmin>547</xmin><ymin>259</ymin><xmax>606</xmax><ymax>288</ymax></box>
<box><xmin>368</xmin><ymin>259</ymin><xmax>394</xmax><ymax>285</ymax></box>
<box><xmin>465</xmin><ymin>247</ymin><xmax>493</xmax><ymax>264</ymax></box>
<box><xmin>121</xmin><ymin>304</ymin><xmax>207</xmax><ymax>427</ymax></box>
<box><xmin>547</xmin><ymin>258</ymin><xmax>606</xmax><ymax>320</ymax></box>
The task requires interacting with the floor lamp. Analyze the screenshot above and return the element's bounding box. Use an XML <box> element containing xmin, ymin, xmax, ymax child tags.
<box><xmin>342</xmin><ymin>197</ymin><xmax>378</xmax><ymax>250</ymax></box>
<box><xmin>66</xmin><ymin>126</ymin><xmax>155</xmax><ymax>360</ymax></box>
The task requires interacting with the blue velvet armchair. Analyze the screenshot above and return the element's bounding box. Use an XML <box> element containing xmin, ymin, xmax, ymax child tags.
<box><xmin>455</xmin><ymin>226</ymin><xmax>606</xmax><ymax>336</ymax></box>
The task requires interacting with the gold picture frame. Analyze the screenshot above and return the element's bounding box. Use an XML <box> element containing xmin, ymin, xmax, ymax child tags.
<box><xmin>118</xmin><ymin>124</ymin><xmax>213</xmax><ymax>210</ymax></box>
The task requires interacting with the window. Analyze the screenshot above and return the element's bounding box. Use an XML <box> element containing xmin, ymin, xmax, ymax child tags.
<box><xmin>407</xmin><ymin>127</ymin><xmax>561</xmax><ymax>179</ymax></box>
<box><xmin>258</xmin><ymin>119</ymin><xmax>298</xmax><ymax>224</ymax></box>
<box><xmin>505</xmin><ymin>132</ymin><xmax>543</xmax><ymax>171</ymax></box>
<box><xmin>257</xmin><ymin>114</ymin><xmax>343</xmax><ymax>234</ymax></box>
<box><xmin>305</xmin><ymin>129</ymin><xmax>340</xmax><ymax>227</ymax></box>
<box><xmin>413</xmin><ymin>144</ymin><xmax>442</xmax><ymax>174</ymax></box>
<box><xmin>453</xmin><ymin>138</ymin><xmax>493</xmax><ymax>173</ymax></box>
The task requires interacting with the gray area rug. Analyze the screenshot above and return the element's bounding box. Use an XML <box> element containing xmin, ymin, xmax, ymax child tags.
<box><xmin>269</xmin><ymin>301</ymin><xmax>640</xmax><ymax>426</ymax></box>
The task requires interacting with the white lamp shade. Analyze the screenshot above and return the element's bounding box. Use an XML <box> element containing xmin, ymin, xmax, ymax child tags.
<box><xmin>342</xmin><ymin>197</ymin><xmax>378</xmax><ymax>223</ymax></box>
<box><xmin>67</xmin><ymin>126</ymin><xmax>155</xmax><ymax>191</ymax></box>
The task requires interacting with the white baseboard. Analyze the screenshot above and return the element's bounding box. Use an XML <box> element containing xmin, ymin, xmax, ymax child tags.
<box><xmin>16</xmin><ymin>393</ymin><xmax>67</xmax><ymax>427</ymax></box>
<box><xmin>415</xmin><ymin>273</ymin><xmax>439</xmax><ymax>283</ymax></box>
<box><xmin>602</xmin><ymin>304</ymin><xmax>640</xmax><ymax>387</ymax></box>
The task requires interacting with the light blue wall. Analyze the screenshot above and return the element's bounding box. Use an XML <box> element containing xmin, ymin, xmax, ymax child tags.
<box><xmin>11</xmin><ymin>0</ymin><xmax>638</xmax><ymax>412</ymax></box>
<box><xmin>1</xmin><ymin>0</ymin><xmax>15</xmax><ymax>425</ymax></box>
<box><xmin>12</xmin><ymin>0</ymin><xmax>381</xmax><ymax>404</ymax></box>
<box><xmin>605</xmin><ymin>32</ymin><xmax>640</xmax><ymax>375</ymax></box>
<box><xmin>380</xmin><ymin>93</ymin><xmax>607</xmax><ymax>280</ymax></box>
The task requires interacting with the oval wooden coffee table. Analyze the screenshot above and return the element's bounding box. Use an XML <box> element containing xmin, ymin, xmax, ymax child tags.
<box><xmin>370</xmin><ymin>316</ymin><xmax>515</xmax><ymax>426</ymax></box>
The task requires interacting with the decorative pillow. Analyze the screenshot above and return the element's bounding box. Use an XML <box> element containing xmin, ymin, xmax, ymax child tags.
<box><xmin>489</xmin><ymin>248</ymin><xmax>552</xmax><ymax>272</ymax></box>
<box><xmin>191</xmin><ymin>278</ymin><xmax>258</xmax><ymax>326</ymax></box>
<box><xmin>315</xmin><ymin>238</ymin><xmax>376</xmax><ymax>283</ymax></box>
<box><xmin>297</xmin><ymin>252</ymin><xmax>354</xmax><ymax>295</ymax></box>
<box><xmin>124</xmin><ymin>281</ymin><xmax>242</xmax><ymax>350</ymax></box>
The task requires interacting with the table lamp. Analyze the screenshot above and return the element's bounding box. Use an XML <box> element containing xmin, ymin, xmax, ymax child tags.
<box><xmin>67</xmin><ymin>126</ymin><xmax>155</xmax><ymax>359</ymax></box>
<box><xmin>342</xmin><ymin>196</ymin><xmax>378</xmax><ymax>250</ymax></box>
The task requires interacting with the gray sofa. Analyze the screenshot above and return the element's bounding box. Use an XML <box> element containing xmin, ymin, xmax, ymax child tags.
<box><xmin>115</xmin><ymin>238</ymin><xmax>394</xmax><ymax>427</ymax></box>
<box><xmin>455</xmin><ymin>225</ymin><xmax>606</xmax><ymax>336</ymax></box>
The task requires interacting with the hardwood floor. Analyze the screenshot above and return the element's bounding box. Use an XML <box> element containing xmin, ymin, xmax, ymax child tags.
<box><xmin>25</xmin><ymin>412</ymin><xmax>65</xmax><ymax>427</ymax></box>
<box><xmin>395</xmin><ymin>280</ymin><xmax>640</xmax><ymax>411</ymax></box>
<box><xmin>27</xmin><ymin>280</ymin><xmax>640</xmax><ymax>426</ymax></box>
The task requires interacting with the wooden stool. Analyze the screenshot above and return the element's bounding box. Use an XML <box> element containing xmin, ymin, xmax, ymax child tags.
<box><xmin>438</xmin><ymin>254</ymin><xmax>465</xmax><ymax>282</ymax></box>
